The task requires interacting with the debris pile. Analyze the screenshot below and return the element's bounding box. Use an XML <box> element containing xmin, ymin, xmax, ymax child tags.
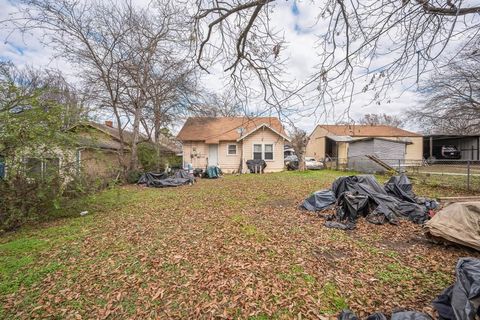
<box><xmin>138</xmin><ymin>170</ymin><xmax>195</xmax><ymax>188</ymax></box>
<box><xmin>301</xmin><ymin>174</ymin><xmax>438</xmax><ymax>229</ymax></box>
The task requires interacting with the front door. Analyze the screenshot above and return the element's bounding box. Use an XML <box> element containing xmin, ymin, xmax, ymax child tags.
<box><xmin>208</xmin><ymin>144</ymin><xmax>218</xmax><ymax>166</ymax></box>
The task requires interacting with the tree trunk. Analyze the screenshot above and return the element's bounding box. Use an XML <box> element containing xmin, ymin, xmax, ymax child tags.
<box><xmin>129</xmin><ymin>105</ymin><xmax>141</xmax><ymax>171</ymax></box>
<box><xmin>297</xmin><ymin>148</ymin><xmax>306</xmax><ymax>171</ymax></box>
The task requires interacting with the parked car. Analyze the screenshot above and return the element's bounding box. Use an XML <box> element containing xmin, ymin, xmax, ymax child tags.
<box><xmin>426</xmin><ymin>145</ymin><xmax>462</xmax><ymax>161</ymax></box>
<box><xmin>285</xmin><ymin>155</ymin><xmax>298</xmax><ymax>170</ymax></box>
<box><xmin>305</xmin><ymin>157</ymin><xmax>323</xmax><ymax>170</ymax></box>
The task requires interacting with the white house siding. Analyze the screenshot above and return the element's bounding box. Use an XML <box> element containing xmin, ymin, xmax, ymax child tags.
<box><xmin>242</xmin><ymin>128</ymin><xmax>285</xmax><ymax>172</ymax></box>
<box><xmin>218</xmin><ymin>141</ymin><xmax>242</xmax><ymax>173</ymax></box>
<box><xmin>182</xmin><ymin>141</ymin><xmax>208</xmax><ymax>169</ymax></box>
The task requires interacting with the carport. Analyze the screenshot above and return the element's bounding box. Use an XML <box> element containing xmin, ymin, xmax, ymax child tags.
<box><xmin>424</xmin><ymin>135</ymin><xmax>480</xmax><ymax>161</ymax></box>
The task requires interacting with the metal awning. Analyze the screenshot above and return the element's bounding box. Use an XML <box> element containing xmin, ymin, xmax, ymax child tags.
<box><xmin>326</xmin><ymin>134</ymin><xmax>353</xmax><ymax>142</ymax></box>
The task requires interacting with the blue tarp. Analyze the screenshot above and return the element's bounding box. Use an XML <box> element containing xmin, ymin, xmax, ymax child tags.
<box><xmin>0</xmin><ymin>157</ymin><xmax>4</xmax><ymax>179</ymax></box>
<box><xmin>205</xmin><ymin>166</ymin><xmax>221</xmax><ymax>179</ymax></box>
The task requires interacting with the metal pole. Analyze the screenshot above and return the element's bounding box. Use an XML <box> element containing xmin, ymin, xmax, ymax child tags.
<box><xmin>467</xmin><ymin>160</ymin><xmax>471</xmax><ymax>191</ymax></box>
<box><xmin>429</xmin><ymin>136</ymin><xmax>433</xmax><ymax>159</ymax></box>
<box><xmin>398</xmin><ymin>159</ymin><xmax>401</xmax><ymax>172</ymax></box>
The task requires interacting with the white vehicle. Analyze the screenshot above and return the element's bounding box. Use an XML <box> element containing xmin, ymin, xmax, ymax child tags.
<box><xmin>305</xmin><ymin>157</ymin><xmax>323</xmax><ymax>170</ymax></box>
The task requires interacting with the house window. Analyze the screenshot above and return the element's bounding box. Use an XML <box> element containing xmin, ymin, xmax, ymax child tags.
<box><xmin>264</xmin><ymin>144</ymin><xmax>274</xmax><ymax>160</ymax></box>
<box><xmin>26</xmin><ymin>158</ymin><xmax>42</xmax><ymax>178</ymax></box>
<box><xmin>44</xmin><ymin>158</ymin><xmax>60</xmax><ymax>177</ymax></box>
<box><xmin>227</xmin><ymin>144</ymin><xmax>237</xmax><ymax>155</ymax></box>
<box><xmin>25</xmin><ymin>157</ymin><xmax>60</xmax><ymax>179</ymax></box>
<box><xmin>253</xmin><ymin>144</ymin><xmax>262</xmax><ymax>160</ymax></box>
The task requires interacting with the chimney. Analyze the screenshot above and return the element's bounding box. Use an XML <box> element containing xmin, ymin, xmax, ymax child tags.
<box><xmin>104</xmin><ymin>120</ymin><xmax>113</xmax><ymax>128</ymax></box>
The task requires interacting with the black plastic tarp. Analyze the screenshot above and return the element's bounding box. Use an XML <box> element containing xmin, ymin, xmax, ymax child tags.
<box><xmin>301</xmin><ymin>190</ymin><xmax>336</xmax><ymax>211</ymax></box>
<box><xmin>302</xmin><ymin>174</ymin><xmax>430</xmax><ymax>227</ymax></box>
<box><xmin>338</xmin><ymin>310</ymin><xmax>432</xmax><ymax>320</ymax></box>
<box><xmin>390</xmin><ymin>311</ymin><xmax>432</xmax><ymax>320</ymax></box>
<box><xmin>432</xmin><ymin>257</ymin><xmax>480</xmax><ymax>320</ymax></box>
<box><xmin>330</xmin><ymin>175</ymin><xmax>428</xmax><ymax>225</ymax></box>
<box><xmin>138</xmin><ymin>170</ymin><xmax>194</xmax><ymax>188</ymax></box>
<box><xmin>384</xmin><ymin>174</ymin><xmax>416</xmax><ymax>203</ymax></box>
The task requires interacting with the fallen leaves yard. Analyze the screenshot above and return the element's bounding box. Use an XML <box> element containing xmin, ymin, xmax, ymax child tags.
<box><xmin>1</xmin><ymin>170</ymin><xmax>479</xmax><ymax>319</ymax></box>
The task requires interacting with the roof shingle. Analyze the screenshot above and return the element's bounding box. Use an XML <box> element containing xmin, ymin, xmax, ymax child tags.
<box><xmin>177</xmin><ymin>117</ymin><xmax>287</xmax><ymax>143</ymax></box>
<box><xmin>319</xmin><ymin>124</ymin><xmax>421</xmax><ymax>137</ymax></box>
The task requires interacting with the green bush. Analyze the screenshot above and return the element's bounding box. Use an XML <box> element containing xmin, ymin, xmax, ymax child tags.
<box><xmin>137</xmin><ymin>142</ymin><xmax>181</xmax><ymax>172</ymax></box>
<box><xmin>126</xmin><ymin>170</ymin><xmax>143</xmax><ymax>184</ymax></box>
<box><xmin>0</xmin><ymin>174</ymin><xmax>62</xmax><ymax>231</ymax></box>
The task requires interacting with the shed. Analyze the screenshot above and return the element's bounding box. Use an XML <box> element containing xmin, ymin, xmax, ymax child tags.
<box><xmin>347</xmin><ymin>138</ymin><xmax>409</xmax><ymax>173</ymax></box>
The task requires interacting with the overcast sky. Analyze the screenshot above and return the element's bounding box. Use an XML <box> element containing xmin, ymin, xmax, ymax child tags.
<box><xmin>0</xmin><ymin>0</ymin><xmax>463</xmax><ymax>133</ymax></box>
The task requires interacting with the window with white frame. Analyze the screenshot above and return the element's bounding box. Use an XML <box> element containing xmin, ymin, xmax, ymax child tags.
<box><xmin>227</xmin><ymin>144</ymin><xmax>237</xmax><ymax>155</ymax></box>
<box><xmin>253</xmin><ymin>144</ymin><xmax>262</xmax><ymax>160</ymax></box>
<box><xmin>264</xmin><ymin>144</ymin><xmax>273</xmax><ymax>160</ymax></box>
<box><xmin>252</xmin><ymin>144</ymin><xmax>274</xmax><ymax>161</ymax></box>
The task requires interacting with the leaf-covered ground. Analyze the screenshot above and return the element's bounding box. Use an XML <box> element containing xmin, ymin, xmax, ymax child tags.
<box><xmin>1</xmin><ymin>170</ymin><xmax>479</xmax><ymax>319</ymax></box>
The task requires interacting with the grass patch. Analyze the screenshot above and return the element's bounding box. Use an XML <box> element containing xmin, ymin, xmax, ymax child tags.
<box><xmin>320</xmin><ymin>281</ymin><xmax>348</xmax><ymax>314</ymax></box>
<box><xmin>278</xmin><ymin>265</ymin><xmax>316</xmax><ymax>285</ymax></box>
<box><xmin>376</xmin><ymin>263</ymin><xmax>413</xmax><ymax>284</ymax></box>
<box><xmin>0</xmin><ymin>170</ymin><xmax>474</xmax><ymax>318</ymax></box>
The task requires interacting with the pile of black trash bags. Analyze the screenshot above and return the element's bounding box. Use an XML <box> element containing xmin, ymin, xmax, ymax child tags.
<box><xmin>337</xmin><ymin>257</ymin><xmax>480</xmax><ymax>320</ymax></box>
<box><xmin>301</xmin><ymin>174</ymin><xmax>438</xmax><ymax>229</ymax></box>
<box><xmin>138</xmin><ymin>169</ymin><xmax>195</xmax><ymax>188</ymax></box>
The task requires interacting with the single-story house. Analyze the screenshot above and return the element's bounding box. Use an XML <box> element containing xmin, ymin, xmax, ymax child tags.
<box><xmin>1</xmin><ymin>121</ymin><xmax>180</xmax><ymax>181</ymax></box>
<box><xmin>177</xmin><ymin>117</ymin><xmax>290</xmax><ymax>173</ymax></box>
<box><xmin>306</xmin><ymin>124</ymin><xmax>423</xmax><ymax>167</ymax></box>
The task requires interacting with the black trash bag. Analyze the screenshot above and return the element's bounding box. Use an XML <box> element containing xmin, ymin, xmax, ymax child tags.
<box><xmin>391</xmin><ymin>311</ymin><xmax>432</xmax><ymax>320</ymax></box>
<box><xmin>384</xmin><ymin>174</ymin><xmax>416</xmax><ymax>203</ymax></box>
<box><xmin>432</xmin><ymin>258</ymin><xmax>480</xmax><ymax>320</ymax></box>
<box><xmin>366</xmin><ymin>313</ymin><xmax>388</xmax><ymax>320</ymax></box>
<box><xmin>301</xmin><ymin>190</ymin><xmax>336</xmax><ymax>211</ymax></box>
<box><xmin>338</xmin><ymin>309</ymin><xmax>359</xmax><ymax>320</ymax></box>
<box><xmin>246</xmin><ymin>159</ymin><xmax>267</xmax><ymax>173</ymax></box>
<box><xmin>325</xmin><ymin>221</ymin><xmax>356</xmax><ymax>230</ymax></box>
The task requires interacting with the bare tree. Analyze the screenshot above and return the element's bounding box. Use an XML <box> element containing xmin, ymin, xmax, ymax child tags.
<box><xmin>192</xmin><ymin>0</ymin><xmax>480</xmax><ymax>122</ymax></box>
<box><xmin>358</xmin><ymin>113</ymin><xmax>404</xmax><ymax>128</ymax></box>
<box><xmin>290</xmin><ymin>128</ymin><xmax>309</xmax><ymax>171</ymax></box>
<box><xmin>187</xmin><ymin>88</ymin><xmax>244</xmax><ymax>117</ymax></box>
<box><xmin>408</xmin><ymin>42</ymin><xmax>480</xmax><ymax>134</ymax></box>
<box><xmin>9</xmin><ymin>0</ymin><xmax>199</xmax><ymax>173</ymax></box>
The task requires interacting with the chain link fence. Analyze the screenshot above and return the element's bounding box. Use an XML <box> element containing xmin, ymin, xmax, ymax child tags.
<box><xmin>324</xmin><ymin>157</ymin><xmax>480</xmax><ymax>191</ymax></box>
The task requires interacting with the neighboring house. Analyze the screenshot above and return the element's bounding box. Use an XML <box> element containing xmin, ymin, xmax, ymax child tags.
<box><xmin>71</xmin><ymin>121</ymin><xmax>181</xmax><ymax>179</ymax></box>
<box><xmin>177</xmin><ymin>117</ymin><xmax>290</xmax><ymax>173</ymax></box>
<box><xmin>306</xmin><ymin>124</ymin><xmax>423</xmax><ymax>167</ymax></box>
<box><xmin>2</xmin><ymin>121</ymin><xmax>180</xmax><ymax>181</ymax></box>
